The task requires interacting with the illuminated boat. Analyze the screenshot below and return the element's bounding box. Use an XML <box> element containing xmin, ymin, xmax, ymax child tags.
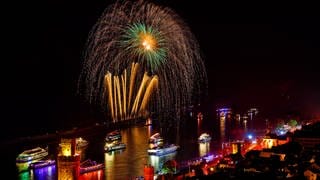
<box><xmin>105</xmin><ymin>130</ymin><xmax>122</xmax><ymax>142</ymax></box>
<box><xmin>147</xmin><ymin>144</ymin><xmax>179</xmax><ymax>156</ymax></box>
<box><xmin>104</xmin><ymin>141</ymin><xmax>126</xmax><ymax>152</ymax></box>
<box><xmin>76</xmin><ymin>137</ymin><xmax>89</xmax><ymax>150</ymax></box>
<box><xmin>80</xmin><ymin>159</ymin><xmax>104</xmax><ymax>174</ymax></box>
<box><xmin>198</xmin><ymin>133</ymin><xmax>211</xmax><ymax>143</ymax></box>
<box><xmin>16</xmin><ymin>147</ymin><xmax>48</xmax><ymax>163</ymax></box>
<box><xmin>148</xmin><ymin>133</ymin><xmax>164</xmax><ymax>149</ymax></box>
<box><xmin>29</xmin><ymin>159</ymin><xmax>56</xmax><ymax>169</ymax></box>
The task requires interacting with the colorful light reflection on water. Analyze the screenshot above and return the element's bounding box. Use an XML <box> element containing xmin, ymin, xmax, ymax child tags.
<box><xmin>199</xmin><ymin>142</ymin><xmax>210</xmax><ymax>157</ymax></box>
<box><xmin>104</xmin><ymin>126</ymin><xmax>150</xmax><ymax>179</ymax></box>
<box><xmin>33</xmin><ymin>165</ymin><xmax>56</xmax><ymax>180</ymax></box>
<box><xmin>18</xmin><ymin>164</ymin><xmax>56</xmax><ymax>180</ymax></box>
<box><xmin>16</xmin><ymin>118</ymin><xmax>221</xmax><ymax>179</ymax></box>
<box><xmin>79</xmin><ymin>169</ymin><xmax>104</xmax><ymax>180</ymax></box>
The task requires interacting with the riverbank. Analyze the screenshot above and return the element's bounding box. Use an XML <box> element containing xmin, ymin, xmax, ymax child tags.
<box><xmin>1</xmin><ymin>118</ymin><xmax>149</xmax><ymax>149</ymax></box>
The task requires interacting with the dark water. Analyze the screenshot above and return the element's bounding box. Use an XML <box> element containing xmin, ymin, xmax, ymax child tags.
<box><xmin>8</xmin><ymin>114</ymin><xmax>225</xmax><ymax>179</ymax></box>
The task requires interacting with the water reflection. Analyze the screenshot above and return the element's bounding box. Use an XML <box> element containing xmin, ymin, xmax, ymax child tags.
<box><xmin>79</xmin><ymin>169</ymin><xmax>104</xmax><ymax>180</ymax></box>
<box><xmin>104</xmin><ymin>150</ymin><xmax>121</xmax><ymax>179</ymax></box>
<box><xmin>148</xmin><ymin>152</ymin><xmax>177</xmax><ymax>173</ymax></box>
<box><xmin>217</xmin><ymin>108</ymin><xmax>232</xmax><ymax>141</ymax></box>
<box><xmin>104</xmin><ymin>126</ymin><xmax>150</xmax><ymax>179</ymax></box>
<box><xmin>18</xmin><ymin>170</ymin><xmax>34</xmax><ymax>180</ymax></box>
<box><xmin>199</xmin><ymin>142</ymin><xmax>210</xmax><ymax>157</ymax></box>
<box><xmin>16</xmin><ymin>162</ymin><xmax>32</xmax><ymax>174</ymax></box>
<box><xmin>33</xmin><ymin>165</ymin><xmax>56</xmax><ymax>180</ymax></box>
<box><xmin>197</xmin><ymin>112</ymin><xmax>203</xmax><ymax>136</ymax></box>
<box><xmin>18</xmin><ymin>165</ymin><xmax>57</xmax><ymax>180</ymax></box>
<box><xmin>147</xmin><ymin>124</ymin><xmax>153</xmax><ymax>138</ymax></box>
<box><xmin>15</xmin><ymin>113</ymin><xmax>226</xmax><ymax>179</ymax></box>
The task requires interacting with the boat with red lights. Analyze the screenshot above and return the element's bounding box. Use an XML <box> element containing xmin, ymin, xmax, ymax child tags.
<box><xmin>80</xmin><ymin>159</ymin><xmax>104</xmax><ymax>174</ymax></box>
<box><xmin>105</xmin><ymin>130</ymin><xmax>122</xmax><ymax>142</ymax></box>
<box><xmin>148</xmin><ymin>133</ymin><xmax>164</xmax><ymax>149</ymax></box>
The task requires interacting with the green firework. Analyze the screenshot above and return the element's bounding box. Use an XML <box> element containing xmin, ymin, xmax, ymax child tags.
<box><xmin>122</xmin><ymin>23</ymin><xmax>167</xmax><ymax>73</ymax></box>
<box><xmin>78</xmin><ymin>0</ymin><xmax>208</xmax><ymax>123</ymax></box>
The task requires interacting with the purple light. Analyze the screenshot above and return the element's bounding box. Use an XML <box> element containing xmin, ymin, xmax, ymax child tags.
<box><xmin>33</xmin><ymin>164</ymin><xmax>57</xmax><ymax>179</ymax></box>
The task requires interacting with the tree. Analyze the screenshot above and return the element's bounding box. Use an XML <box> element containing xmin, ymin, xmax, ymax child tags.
<box><xmin>160</xmin><ymin>160</ymin><xmax>178</xmax><ymax>178</ymax></box>
<box><xmin>288</xmin><ymin>119</ymin><xmax>297</xmax><ymax>127</ymax></box>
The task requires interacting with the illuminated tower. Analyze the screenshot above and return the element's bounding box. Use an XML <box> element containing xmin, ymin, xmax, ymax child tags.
<box><xmin>57</xmin><ymin>138</ymin><xmax>80</xmax><ymax>180</ymax></box>
<box><xmin>216</xmin><ymin>108</ymin><xmax>232</xmax><ymax>142</ymax></box>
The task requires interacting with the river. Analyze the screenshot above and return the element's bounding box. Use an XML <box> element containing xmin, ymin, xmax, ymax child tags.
<box><xmin>8</xmin><ymin>112</ymin><xmax>239</xmax><ymax>179</ymax></box>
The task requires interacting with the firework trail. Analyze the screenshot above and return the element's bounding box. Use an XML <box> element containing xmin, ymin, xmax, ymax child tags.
<box><xmin>78</xmin><ymin>0</ymin><xmax>207</xmax><ymax>122</ymax></box>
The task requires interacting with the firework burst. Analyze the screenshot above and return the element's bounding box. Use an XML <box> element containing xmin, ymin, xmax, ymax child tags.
<box><xmin>122</xmin><ymin>22</ymin><xmax>167</xmax><ymax>73</ymax></box>
<box><xmin>78</xmin><ymin>0</ymin><xmax>207</xmax><ymax>122</ymax></box>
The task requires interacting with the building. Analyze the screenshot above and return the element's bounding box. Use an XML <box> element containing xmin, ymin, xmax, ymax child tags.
<box><xmin>261</xmin><ymin>133</ymin><xmax>289</xmax><ymax>149</ymax></box>
<box><xmin>57</xmin><ymin>138</ymin><xmax>81</xmax><ymax>180</ymax></box>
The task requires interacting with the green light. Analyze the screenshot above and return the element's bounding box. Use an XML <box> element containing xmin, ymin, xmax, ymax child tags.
<box><xmin>122</xmin><ymin>23</ymin><xmax>167</xmax><ymax>72</ymax></box>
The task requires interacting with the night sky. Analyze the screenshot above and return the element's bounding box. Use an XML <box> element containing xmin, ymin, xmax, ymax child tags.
<box><xmin>3</xmin><ymin>1</ymin><xmax>320</xmax><ymax>139</ymax></box>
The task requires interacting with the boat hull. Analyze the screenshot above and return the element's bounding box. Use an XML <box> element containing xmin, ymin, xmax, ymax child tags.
<box><xmin>80</xmin><ymin>159</ymin><xmax>104</xmax><ymax>174</ymax></box>
<box><xmin>147</xmin><ymin>145</ymin><xmax>179</xmax><ymax>156</ymax></box>
<box><xmin>80</xmin><ymin>164</ymin><xmax>104</xmax><ymax>174</ymax></box>
<box><xmin>105</xmin><ymin>130</ymin><xmax>122</xmax><ymax>142</ymax></box>
<box><xmin>198</xmin><ymin>137</ymin><xmax>212</xmax><ymax>143</ymax></box>
<box><xmin>29</xmin><ymin>160</ymin><xmax>56</xmax><ymax>169</ymax></box>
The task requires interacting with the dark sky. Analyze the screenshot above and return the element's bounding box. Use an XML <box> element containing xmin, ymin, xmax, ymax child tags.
<box><xmin>3</xmin><ymin>1</ymin><xmax>320</xmax><ymax>138</ymax></box>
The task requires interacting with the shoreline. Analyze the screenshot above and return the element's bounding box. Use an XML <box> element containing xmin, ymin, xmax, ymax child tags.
<box><xmin>1</xmin><ymin>118</ymin><xmax>149</xmax><ymax>149</ymax></box>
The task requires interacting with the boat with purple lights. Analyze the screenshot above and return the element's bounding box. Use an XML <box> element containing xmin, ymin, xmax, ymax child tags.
<box><xmin>29</xmin><ymin>159</ymin><xmax>56</xmax><ymax>169</ymax></box>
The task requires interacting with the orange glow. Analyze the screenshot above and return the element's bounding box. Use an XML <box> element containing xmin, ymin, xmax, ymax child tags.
<box><xmin>140</xmin><ymin>33</ymin><xmax>156</xmax><ymax>51</ymax></box>
<box><xmin>104</xmin><ymin>63</ymin><xmax>158</xmax><ymax>121</ymax></box>
<box><xmin>79</xmin><ymin>170</ymin><xmax>104</xmax><ymax>180</ymax></box>
<box><xmin>261</xmin><ymin>138</ymin><xmax>278</xmax><ymax>149</ymax></box>
<box><xmin>231</xmin><ymin>143</ymin><xmax>238</xmax><ymax>154</ymax></box>
<box><xmin>60</xmin><ymin>142</ymin><xmax>72</xmax><ymax>156</ymax></box>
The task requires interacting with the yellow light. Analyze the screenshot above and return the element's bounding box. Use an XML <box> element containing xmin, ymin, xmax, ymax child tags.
<box><xmin>140</xmin><ymin>33</ymin><xmax>156</xmax><ymax>51</ymax></box>
<box><xmin>105</xmin><ymin>63</ymin><xmax>158</xmax><ymax>121</ymax></box>
<box><xmin>142</xmin><ymin>41</ymin><xmax>147</xmax><ymax>46</ymax></box>
<box><xmin>60</xmin><ymin>143</ymin><xmax>71</xmax><ymax>156</ymax></box>
<box><xmin>232</xmin><ymin>143</ymin><xmax>238</xmax><ymax>154</ymax></box>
